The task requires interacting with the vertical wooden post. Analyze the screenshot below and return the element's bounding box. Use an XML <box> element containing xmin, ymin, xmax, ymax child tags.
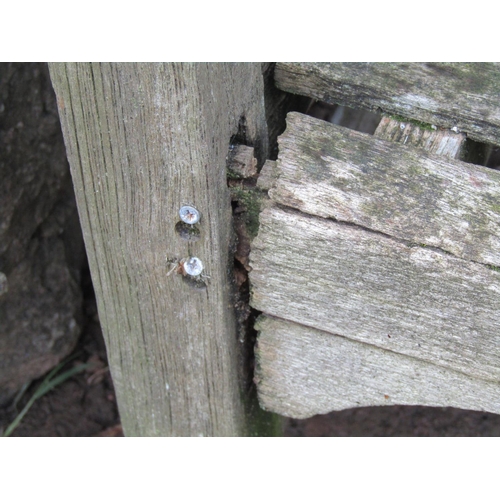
<box><xmin>48</xmin><ymin>63</ymin><xmax>269</xmax><ymax>436</ymax></box>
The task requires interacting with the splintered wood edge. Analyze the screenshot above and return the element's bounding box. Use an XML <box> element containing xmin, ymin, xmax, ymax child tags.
<box><xmin>374</xmin><ymin>116</ymin><xmax>466</xmax><ymax>159</ymax></box>
<box><xmin>250</xmin><ymin>204</ymin><xmax>500</xmax><ymax>383</ymax></box>
<box><xmin>227</xmin><ymin>144</ymin><xmax>258</xmax><ymax>179</ymax></box>
<box><xmin>251</xmin><ymin>67</ymin><xmax>500</xmax><ymax>417</ymax></box>
<box><xmin>271</xmin><ymin>112</ymin><xmax>500</xmax><ymax>267</ymax></box>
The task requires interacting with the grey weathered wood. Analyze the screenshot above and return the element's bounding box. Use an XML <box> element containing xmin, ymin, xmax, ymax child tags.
<box><xmin>250</xmin><ymin>205</ymin><xmax>500</xmax><ymax>383</ymax></box>
<box><xmin>270</xmin><ymin>112</ymin><xmax>500</xmax><ymax>267</ymax></box>
<box><xmin>255</xmin><ymin>315</ymin><xmax>500</xmax><ymax>418</ymax></box>
<box><xmin>256</xmin><ymin>160</ymin><xmax>277</xmax><ymax>191</ymax></box>
<box><xmin>274</xmin><ymin>62</ymin><xmax>500</xmax><ymax>146</ymax></box>
<box><xmin>227</xmin><ymin>144</ymin><xmax>258</xmax><ymax>179</ymax></box>
<box><xmin>252</xmin><ymin>97</ymin><xmax>500</xmax><ymax>418</ymax></box>
<box><xmin>374</xmin><ymin>116</ymin><xmax>466</xmax><ymax>159</ymax></box>
<box><xmin>49</xmin><ymin>63</ymin><xmax>270</xmax><ymax>436</ymax></box>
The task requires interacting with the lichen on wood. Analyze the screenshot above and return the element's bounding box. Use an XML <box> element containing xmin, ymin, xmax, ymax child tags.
<box><xmin>271</xmin><ymin>112</ymin><xmax>500</xmax><ymax>267</ymax></box>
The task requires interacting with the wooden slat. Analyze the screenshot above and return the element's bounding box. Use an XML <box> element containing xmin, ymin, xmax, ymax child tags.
<box><xmin>49</xmin><ymin>63</ymin><xmax>271</xmax><ymax>436</ymax></box>
<box><xmin>250</xmin><ymin>205</ymin><xmax>500</xmax><ymax>383</ymax></box>
<box><xmin>255</xmin><ymin>315</ymin><xmax>500</xmax><ymax>418</ymax></box>
<box><xmin>270</xmin><ymin>112</ymin><xmax>500</xmax><ymax>267</ymax></box>
<box><xmin>252</xmin><ymin>102</ymin><xmax>500</xmax><ymax>419</ymax></box>
<box><xmin>374</xmin><ymin>116</ymin><xmax>465</xmax><ymax>159</ymax></box>
<box><xmin>274</xmin><ymin>62</ymin><xmax>500</xmax><ymax>146</ymax></box>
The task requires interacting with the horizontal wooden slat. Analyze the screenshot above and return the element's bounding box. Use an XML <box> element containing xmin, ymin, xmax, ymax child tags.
<box><xmin>374</xmin><ymin>116</ymin><xmax>465</xmax><ymax>159</ymax></box>
<box><xmin>270</xmin><ymin>112</ymin><xmax>500</xmax><ymax>267</ymax></box>
<box><xmin>255</xmin><ymin>315</ymin><xmax>500</xmax><ymax>419</ymax></box>
<box><xmin>250</xmin><ymin>205</ymin><xmax>500</xmax><ymax>383</ymax></box>
<box><xmin>274</xmin><ymin>62</ymin><xmax>500</xmax><ymax>146</ymax></box>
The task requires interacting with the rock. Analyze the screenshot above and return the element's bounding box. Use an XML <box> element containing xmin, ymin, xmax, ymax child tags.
<box><xmin>0</xmin><ymin>63</ymin><xmax>85</xmax><ymax>406</ymax></box>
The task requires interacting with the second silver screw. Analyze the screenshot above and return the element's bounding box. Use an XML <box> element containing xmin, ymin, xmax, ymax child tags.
<box><xmin>183</xmin><ymin>257</ymin><xmax>204</xmax><ymax>277</ymax></box>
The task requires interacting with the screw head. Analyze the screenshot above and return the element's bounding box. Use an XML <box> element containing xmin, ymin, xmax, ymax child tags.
<box><xmin>183</xmin><ymin>257</ymin><xmax>204</xmax><ymax>277</ymax></box>
<box><xmin>179</xmin><ymin>205</ymin><xmax>200</xmax><ymax>225</ymax></box>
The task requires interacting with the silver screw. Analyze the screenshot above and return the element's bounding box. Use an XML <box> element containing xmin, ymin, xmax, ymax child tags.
<box><xmin>183</xmin><ymin>257</ymin><xmax>204</xmax><ymax>276</ymax></box>
<box><xmin>179</xmin><ymin>205</ymin><xmax>200</xmax><ymax>225</ymax></box>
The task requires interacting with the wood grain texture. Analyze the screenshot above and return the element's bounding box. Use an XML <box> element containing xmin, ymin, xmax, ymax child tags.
<box><xmin>270</xmin><ymin>112</ymin><xmax>500</xmax><ymax>267</ymax></box>
<box><xmin>49</xmin><ymin>63</ymin><xmax>269</xmax><ymax>436</ymax></box>
<box><xmin>374</xmin><ymin>116</ymin><xmax>465</xmax><ymax>159</ymax></box>
<box><xmin>255</xmin><ymin>315</ymin><xmax>500</xmax><ymax>418</ymax></box>
<box><xmin>274</xmin><ymin>62</ymin><xmax>500</xmax><ymax>146</ymax></box>
<box><xmin>256</xmin><ymin>160</ymin><xmax>277</xmax><ymax>190</ymax></box>
<box><xmin>227</xmin><ymin>144</ymin><xmax>258</xmax><ymax>179</ymax></box>
<box><xmin>250</xmin><ymin>205</ymin><xmax>500</xmax><ymax>383</ymax></box>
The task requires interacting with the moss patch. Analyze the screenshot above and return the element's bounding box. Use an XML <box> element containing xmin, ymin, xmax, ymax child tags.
<box><xmin>384</xmin><ymin>113</ymin><xmax>436</xmax><ymax>131</ymax></box>
<box><xmin>230</xmin><ymin>186</ymin><xmax>265</xmax><ymax>239</ymax></box>
<box><xmin>245</xmin><ymin>387</ymin><xmax>284</xmax><ymax>437</ymax></box>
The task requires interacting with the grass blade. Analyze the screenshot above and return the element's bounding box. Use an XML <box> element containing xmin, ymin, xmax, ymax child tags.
<box><xmin>2</xmin><ymin>362</ymin><xmax>91</xmax><ymax>437</ymax></box>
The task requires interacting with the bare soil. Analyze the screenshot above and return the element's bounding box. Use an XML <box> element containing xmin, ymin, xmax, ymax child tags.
<box><xmin>285</xmin><ymin>406</ymin><xmax>500</xmax><ymax>437</ymax></box>
<box><xmin>0</xmin><ymin>268</ymin><xmax>123</xmax><ymax>437</ymax></box>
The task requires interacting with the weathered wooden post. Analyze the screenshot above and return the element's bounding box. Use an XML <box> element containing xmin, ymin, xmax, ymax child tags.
<box><xmin>48</xmin><ymin>63</ymin><xmax>273</xmax><ymax>436</ymax></box>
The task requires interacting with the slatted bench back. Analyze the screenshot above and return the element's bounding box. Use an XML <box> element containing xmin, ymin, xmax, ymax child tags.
<box><xmin>250</xmin><ymin>63</ymin><xmax>500</xmax><ymax>418</ymax></box>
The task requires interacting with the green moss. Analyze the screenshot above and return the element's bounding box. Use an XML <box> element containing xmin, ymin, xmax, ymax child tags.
<box><xmin>226</xmin><ymin>163</ymin><xmax>244</xmax><ymax>181</ymax></box>
<box><xmin>245</xmin><ymin>388</ymin><xmax>284</xmax><ymax>437</ymax></box>
<box><xmin>230</xmin><ymin>186</ymin><xmax>265</xmax><ymax>239</ymax></box>
<box><xmin>384</xmin><ymin>113</ymin><xmax>436</xmax><ymax>131</ymax></box>
<box><xmin>226</xmin><ymin>168</ymin><xmax>243</xmax><ymax>180</ymax></box>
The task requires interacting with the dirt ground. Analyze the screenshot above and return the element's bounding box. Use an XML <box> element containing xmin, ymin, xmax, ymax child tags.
<box><xmin>2</xmin><ymin>267</ymin><xmax>500</xmax><ymax>437</ymax></box>
<box><xmin>0</xmin><ymin>268</ymin><xmax>122</xmax><ymax>437</ymax></box>
<box><xmin>285</xmin><ymin>406</ymin><xmax>500</xmax><ymax>437</ymax></box>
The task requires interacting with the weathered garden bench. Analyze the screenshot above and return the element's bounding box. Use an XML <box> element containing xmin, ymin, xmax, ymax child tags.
<box><xmin>251</xmin><ymin>63</ymin><xmax>500</xmax><ymax>419</ymax></box>
<box><xmin>49</xmin><ymin>62</ymin><xmax>500</xmax><ymax>435</ymax></box>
